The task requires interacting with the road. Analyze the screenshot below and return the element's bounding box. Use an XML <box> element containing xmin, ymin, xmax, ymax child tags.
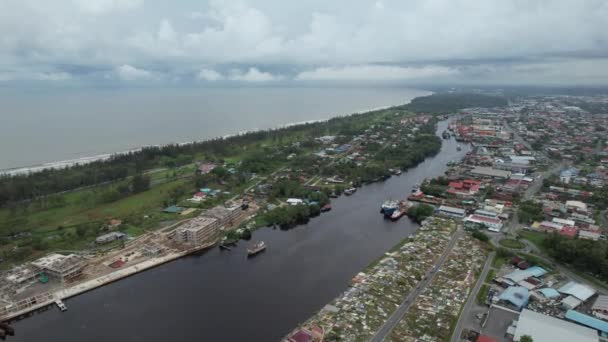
<box><xmin>369</xmin><ymin>229</ymin><xmax>464</xmax><ymax>342</ymax></box>
<box><xmin>450</xmin><ymin>252</ymin><xmax>495</xmax><ymax>342</ymax></box>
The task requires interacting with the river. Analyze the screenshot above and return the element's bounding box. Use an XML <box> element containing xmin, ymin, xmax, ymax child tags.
<box><xmin>10</xmin><ymin>120</ymin><xmax>470</xmax><ymax>342</ymax></box>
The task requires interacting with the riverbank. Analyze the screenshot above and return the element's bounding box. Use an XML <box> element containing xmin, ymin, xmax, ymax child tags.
<box><xmin>6</xmin><ymin>118</ymin><xmax>470</xmax><ymax>342</ymax></box>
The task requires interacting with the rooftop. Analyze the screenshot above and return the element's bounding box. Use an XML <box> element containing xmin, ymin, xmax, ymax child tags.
<box><xmin>514</xmin><ymin>309</ymin><xmax>598</xmax><ymax>342</ymax></box>
<box><xmin>559</xmin><ymin>281</ymin><xmax>596</xmax><ymax>301</ymax></box>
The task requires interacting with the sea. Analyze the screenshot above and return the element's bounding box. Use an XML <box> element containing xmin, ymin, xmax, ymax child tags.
<box><xmin>0</xmin><ymin>86</ymin><xmax>430</xmax><ymax>172</ymax></box>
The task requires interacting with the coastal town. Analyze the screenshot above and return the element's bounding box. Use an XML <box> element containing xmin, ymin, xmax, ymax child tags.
<box><xmin>286</xmin><ymin>93</ymin><xmax>608</xmax><ymax>342</ymax></box>
<box><xmin>3</xmin><ymin>92</ymin><xmax>608</xmax><ymax>342</ymax></box>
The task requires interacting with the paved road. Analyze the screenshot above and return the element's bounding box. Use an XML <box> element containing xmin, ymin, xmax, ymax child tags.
<box><xmin>369</xmin><ymin>229</ymin><xmax>464</xmax><ymax>342</ymax></box>
<box><xmin>450</xmin><ymin>252</ymin><xmax>496</xmax><ymax>342</ymax></box>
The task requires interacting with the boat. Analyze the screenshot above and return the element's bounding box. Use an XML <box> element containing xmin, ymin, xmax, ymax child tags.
<box><xmin>393</xmin><ymin>169</ymin><xmax>402</xmax><ymax>176</ymax></box>
<box><xmin>329</xmin><ymin>192</ymin><xmax>338</xmax><ymax>198</ymax></box>
<box><xmin>247</xmin><ymin>241</ymin><xmax>266</xmax><ymax>256</ymax></box>
<box><xmin>381</xmin><ymin>200</ymin><xmax>399</xmax><ymax>217</ymax></box>
<box><xmin>442</xmin><ymin>130</ymin><xmax>450</xmax><ymax>139</ymax></box>
<box><xmin>456</xmin><ymin>145</ymin><xmax>462</xmax><ymax>151</ymax></box>
<box><xmin>344</xmin><ymin>187</ymin><xmax>357</xmax><ymax>196</ymax></box>
<box><xmin>321</xmin><ymin>204</ymin><xmax>332</xmax><ymax>212</ymax></box>
<box><xmin>390</xmin><ymin>201</ymin><xmax>413</xmax><ymax>221</ymax></box>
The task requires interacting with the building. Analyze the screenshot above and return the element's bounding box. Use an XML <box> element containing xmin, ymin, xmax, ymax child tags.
<box><xmin>464</xmin><ymin>214</ymin><xmax>503</xmax><ymax>232</ymax></box>
<box><xmin>174</xmin><ymin>216</ymin><xmax>220</xmax><ymax>245</ymax></box>
<box><xmin>31</xmin><ymin>253</ymin><xmax>85</xmax><ymax>283</ymax></box>
<box><xmin>437</xmin><ymin>205</ymin><xmax>466</xmax><ymax>219</ymax></box>
<box><xmin>592</xmin><ymin>295</ymin><xmax>608</xmax><ymax>320</ymax></box>
<box><xmin>499</xmin><ymin>286</ymin><xmax>530</xmax><ymax>310</ymax></box>
<box><xmin>566</xmin><ymin>310</ymin><xmax>608</xmax><ymax>336</ymax></box>
<box><xmin>95</xmin><ymin>232</ymin><xmax>126</xmax><ymax>244</ymax></box>
<box><xmin>197</xmin><ymin>162</ymin><xmax>216</xmax><ymax>175</ymax></box>
<box><xmin>500</xmin><ymin>266</ymin><xmax>547</xmax><ymax>287</ymax></box>
<box><xmin>559</xmin><ymin>281</ymin><xmax>596</xmax><ymax>309</ymax></box>
<box><xmin>580</xmin><ymin>230</ymin><xmax>602</xmax><ymax>241</ymax></box>
<box><xmin>566</xmin><ymin>200</ymin><xmax>588</xmax><ymax>213</ymax></box>
<box><xmin>287</xmin><ymin>198</ymin><xmax>304</xmax><ymax>206</ymax></box>
<box><xmin>204</xmin><ymin>204</ymin><xmax>243</xmax><ymax>227</ymax></box>
<box><xmin>470</xmin><ymin>166</ymin><xmax>511</xmax><ymax>179</ymax></box>
<box><xmin>510</xmin><ymin>309</ymin><xmax>598</xmax><ymax>342</ymax></box>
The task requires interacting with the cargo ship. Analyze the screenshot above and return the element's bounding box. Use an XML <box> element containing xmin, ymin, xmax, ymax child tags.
<box><xmin>247</xmin><ymin>241</ymin><xmax>266</xmax><ymax>257</ymax></box>
<box><xmin>381</xmin><ymin>200</ymin><xmax>399</xmax><ymax>217</ymax></box>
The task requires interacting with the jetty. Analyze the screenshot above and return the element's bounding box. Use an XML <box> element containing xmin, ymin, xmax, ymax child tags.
<box><xmin>0</xmin><ymin>241</ymin><xmax>215</xmax><ymax>322</ymax></box>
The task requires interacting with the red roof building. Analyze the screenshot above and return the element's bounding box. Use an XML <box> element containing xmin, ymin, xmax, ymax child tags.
<box><xmin>559</xmin><ymin>226</ymin><xmax>578</xmax><ymax>239</ymax></box>
<box><xmin>477</xmin><ymin>336</ymin><xmax>498</xmax><ymax>342</ymax></box>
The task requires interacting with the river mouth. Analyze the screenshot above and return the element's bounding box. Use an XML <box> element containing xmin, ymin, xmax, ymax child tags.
<box><xmin>11</xmin><ymin>119</ymin><xmax>469</xmax><ymax>342</ymax></box>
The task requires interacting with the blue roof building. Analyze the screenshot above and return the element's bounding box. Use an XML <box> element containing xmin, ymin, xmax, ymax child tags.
<box><xmin>566</xmin><ymin>309</ymin><xmax>608</xmax><ymax>334</ymax></box>
<box><xmin>499</xmin><ymin>286</ymin><xmax>530</xmax><ymax>310</ymax></box>
<box><xmin>539</xmin><ymin>287</ymin><xmax>560</xmax><ymax>299</ymax></box>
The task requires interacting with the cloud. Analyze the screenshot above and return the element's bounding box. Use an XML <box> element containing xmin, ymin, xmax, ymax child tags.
<box><xmin>197</xmin><ymin>68</ymin><xmax>223</xmax><ymax>81</ymax></box>
<box><xmin>1</xmin><ymin>0</ymin><xmax>607</xmax><ymax>85</ymax></box>
<box><xmin>0</xmin><ymin>70</ymin><xmax>71</xmax><ymax>82</ymax></box>
<box><xmin>228</xmin><ymin>68</ymin><xmax>279</xmax><ymax>81</ymax></box>
<box><xmin>74</xmin><ymin>0</ymin><xmax>144</xmax><ymax>14</ymax></box>
<box><xmin>116</xmin><ymin>64</ymin><xmax>153</xmax><ymax>81</ymax></box>
<box><xmin>296</xmin><ymin>65</ymin><xmax>458</xmax><ymax>81</ymax></box>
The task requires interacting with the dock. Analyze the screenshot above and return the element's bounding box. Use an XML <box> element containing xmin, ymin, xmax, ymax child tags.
<box><xmin>0</xmin><ymin>241</ymin><xmax>216</xmax><ymax>322</ymax></box>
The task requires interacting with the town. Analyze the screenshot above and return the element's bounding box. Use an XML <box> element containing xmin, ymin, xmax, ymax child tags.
<box><xmin>2</xmin><ymin>92</ymin><xmax>608</xmax><ymax>342</ymax></box>
<box><xmin>285</xmin><ymin>93</ymin><xmax>608</xmax><ymax>342</ymax></box>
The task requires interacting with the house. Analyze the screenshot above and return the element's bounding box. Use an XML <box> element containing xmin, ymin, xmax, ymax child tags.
<box><xmin>566</xmin><ymin>200</ymin><xmax>588</xmax><ymax>213</ymax></box>
<box><xmin>447</xmin><ymin>179</ymin><xmax>481</xmax><ymax>196</ymax></box>
<box><xmin>580</xmin><ymin>230</ymin><xmax>602</xmax><ymax>241</ymax></box>
<box><xmin>197</xmin><ymin>163</ymin><xmax>216</xmax><ymax>175</ymax></box>
<box><xmin>437</xmin><ymin>205</ymin><xmax>466</xmax><ymax>219</ymax></box>
<box><xmin>558</xmin><ymin>226</ymin><xmax>578</xmax><ymax>239</ymax></box>
<box><xmin>95</xmin><ymin>232</ymin><xmax>126</xmax><ymax>244</ymax></box>
<box><xmin>287</xmin><ymin>198</ymin><xmax>304</xmax><ymax>206</ymax></box>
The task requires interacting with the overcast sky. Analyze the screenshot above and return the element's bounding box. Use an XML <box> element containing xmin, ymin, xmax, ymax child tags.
<box><xmin>1</xmin><ymin>0</ymin><xmax>607</xmax><ymax>86</ymax></box>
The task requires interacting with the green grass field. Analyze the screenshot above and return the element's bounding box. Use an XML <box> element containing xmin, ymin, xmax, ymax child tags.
<box><xmin>499</xmin><ymin>238</ymin><xmax>525</xmax><ymax>249</ymax></box>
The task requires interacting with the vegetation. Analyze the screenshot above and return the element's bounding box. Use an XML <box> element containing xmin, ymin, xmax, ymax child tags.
<box><xmin>542</xmin><ymin>233</ymin><xmax>608</xmax><ymax>281</ymax></box>
<box><xmin>591</xmin><ymin>185</ymin><xmax>608</xmax><ymax>210</ymax></box>
<box><xmin>403</xmin><ymin>93</ymin><xmax>507</xmax><ymax>114</ymax></box>
<box><xmin>517</xmin><ymin>200</ymin><xmax>544</xmax><ymax>224</ymax></box>
<box><xmin>520</xmin><ymin>335</ymin><xmax>534</xmax><ymax>342</ymax></box>
<box><xmin>408</xmin><ymin>204</ymin><xmax>435</xmax><ymax>223</ymax></box>
<box><xmin>476</xmin><ymin>284</ymin><xmax>490</xmax><ymax>305</ymax></box>
<box><xmin>472</xmin><ymin>230</ymin><xmax>490</xmax><ymax>242</ymax></box>
<box><xmin>499</xmin><ymin>238</ymin><xmax>525</xmax><ymax>249</ymax></box>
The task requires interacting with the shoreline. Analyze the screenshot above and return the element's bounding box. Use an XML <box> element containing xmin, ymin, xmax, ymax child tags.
<box><xmin>0</xmin><ymin>241</ymin><xmax>216</xmax><ymax>322</ymax></box>
<box><xmin>0</xmin><ymin>104</ymin><xmax>403</xmax><ymax>176</ymax></box>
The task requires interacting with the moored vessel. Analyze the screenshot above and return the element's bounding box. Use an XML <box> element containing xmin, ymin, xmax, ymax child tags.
<box><xmin>247</xmin><ymin>241</ymin><xmax>266</xmax><ymax>256</ymax></box>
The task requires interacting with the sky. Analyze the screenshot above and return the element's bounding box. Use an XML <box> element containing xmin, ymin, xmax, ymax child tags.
<box><xmin>1</xmin><ymin>0</ymin><xmax>608</xmax><ymax>86</ymax></box>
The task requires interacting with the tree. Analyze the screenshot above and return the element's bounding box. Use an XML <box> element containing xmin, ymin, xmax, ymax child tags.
<box><xmin>520</xmin><ymin>335</ymin><xmax>533</xmax><ymax>342</ymax></box>
<box><xmin>408</xmin><ymin>204</ymin><xmax>435</xmax><ymax>223</ymax></box>
<box><xmin>131</xmin><ymin>174</ymin><xmax>151</xmax><ymax>193</ymax></box>
<box><xmin>472</xmin><ymin>230</ymin><xmax>489</xmax><ymax>242</ymax></box>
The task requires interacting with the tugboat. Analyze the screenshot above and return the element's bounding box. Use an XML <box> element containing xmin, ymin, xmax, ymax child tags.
<box><xmin>381</xmin><ymin>200</ymin><xmax>399</xmax><ymax>217</ymax></box>
<box><xmin>344</xmin><ymin>187</ymin><xmax>357</xmax><ymax>196</ymax></box>
<box><xmin>247</xmin><ymin>241</ymin><xmax>266</xmax><ymax>257</ymax></box>
<box><xmin>390</xmin><ymin>201</ymin><xmax>413</xmax><ymax>221</ymax></box>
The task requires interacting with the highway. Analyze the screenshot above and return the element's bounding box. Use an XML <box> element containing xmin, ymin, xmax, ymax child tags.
<box><xmin>369</xmin><ymin>229</ymin><xmax>464</xmax><ymax>342</ymax></box>
<box><xmin>450</xmin><ymin>252</ymin><xmax>496</xmax><ymax>342</ymax></box>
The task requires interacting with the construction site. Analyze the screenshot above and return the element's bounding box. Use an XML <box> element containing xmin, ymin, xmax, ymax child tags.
<box><xmin>0</xmin><ymin>199</ymin><xmax>256</xmax><ymax>322</ymax></box>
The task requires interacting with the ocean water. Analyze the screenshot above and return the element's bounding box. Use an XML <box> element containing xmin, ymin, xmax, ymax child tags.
<box><xmin>0</xmin><ymin>86</ymin><xmax>429</xmax><ymax>170</ymax></box>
